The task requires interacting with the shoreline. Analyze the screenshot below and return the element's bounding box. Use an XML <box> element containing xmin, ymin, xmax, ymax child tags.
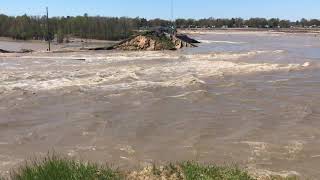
<box><xmin>179</xmin><ymin>28</ymin><xmax>320</xmax><ymax>35</ymax></box>
<box><xmin>1</xmin><ymin>155</ymin><xmax>297</xmax><ymax>180</ymax></box>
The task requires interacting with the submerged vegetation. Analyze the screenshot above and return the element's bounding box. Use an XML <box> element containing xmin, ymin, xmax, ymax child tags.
<box><xmin>0</xmin><ymin>155</ymin><xmax>299</xmax><ymax>180</ymax></box>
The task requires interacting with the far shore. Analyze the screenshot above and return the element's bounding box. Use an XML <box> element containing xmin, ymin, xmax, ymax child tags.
<box><xmin>1</xmin><ymin>27</ymin><xmax>319</xmax><ymax>44</ymax></box>
<box><xmin>179</xmin><ymin>27</ymin><xmax>320</xmax><ymax>35</ymax></box>
<box><xmin>0</xmin><ymin>28</ymin><xmax>318</xmax><ymax>53</ymax></box>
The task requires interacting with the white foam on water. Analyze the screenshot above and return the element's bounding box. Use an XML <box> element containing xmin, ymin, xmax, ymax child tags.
<box><xmin>248</xmin><ymin>167</ymin><xmax>300</xmax><ymax>180</ymax></box>
<box><xmin>0</xmin><ymin>50</ymin><xmax>308</xmax><ymax>92</ymax></box>
<box><xmin>184</xmin><ymin>50</ymin><xmax>285</xmax><ymax>61</ymax></box>
<box><xmin>198</xmin><ymin>40</ymin><xmax>247</xmax><ymax>44</ymax></box>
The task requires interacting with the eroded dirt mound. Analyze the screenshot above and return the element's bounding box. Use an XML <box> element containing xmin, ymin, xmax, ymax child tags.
<box><xmin>110</xmin><ymin>31</ymin><xmax>198</xmax><ymax>51</ymax></box>
<box><xmin>171</xmin><ymin>35</ymin><xmax>197</xmax><ymax>49</ymax></box>
<box><xmin>113</xmin><ymin>35</ymin><xmax>172</xmax><ymax>51</ymax></box>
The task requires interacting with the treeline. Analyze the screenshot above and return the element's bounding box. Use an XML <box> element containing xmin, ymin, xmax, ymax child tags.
<box><xmin>0</xmin><ymin>14</ymin><xmax>151</xmax><ymax>41</ymax></box>
<box><xmin>175</xmin><ymin>18</ymin><xmax>320</xmax><ymax>28</ymax></box>
<box><xmin>0</xmin><ymin>14</ymin><xmax>175</xmax><ymax>42</ymax></box>
<box><xmin>0</xmin><ymin>13</ymin><xmax>319</xmax><ymax>41</ymax></box>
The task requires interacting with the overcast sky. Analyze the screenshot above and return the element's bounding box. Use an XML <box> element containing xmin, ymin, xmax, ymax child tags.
<box><xmin>0</xmin><ymin>0</ymin><xmax>319</xmax><ymax>21</ymax></box>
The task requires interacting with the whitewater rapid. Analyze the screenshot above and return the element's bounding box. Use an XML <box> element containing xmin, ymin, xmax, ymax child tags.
<box><xmin>1</xmin><ymin>31</ymin><xmax>320</xmax><ymax>178</ymax></box>
<box><xmin>0</xmin><ymin>50</ymin><xmax>309</xmax><ymax>93</ymax></box>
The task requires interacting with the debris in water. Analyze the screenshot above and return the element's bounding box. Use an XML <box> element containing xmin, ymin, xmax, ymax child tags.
<box><xmin>0</xmin><ymin>48</ymin><xmax>34</xmax><ymax>53</ymax></box>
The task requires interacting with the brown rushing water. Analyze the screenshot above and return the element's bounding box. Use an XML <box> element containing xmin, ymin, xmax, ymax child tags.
<box><xmin>0</xmin><ymin>31</ymin><xmax>320</xmax><ymax>178</ymax></box>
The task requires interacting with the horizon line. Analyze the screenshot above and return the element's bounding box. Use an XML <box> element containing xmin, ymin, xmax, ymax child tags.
<box><xmin>0</xmin><ymin>12</ymin><xmax>317</xmax><ymax>22</ymax></box>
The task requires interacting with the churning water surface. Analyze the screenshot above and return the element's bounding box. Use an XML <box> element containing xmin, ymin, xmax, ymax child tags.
<box><xmin>0</xmin><ymin>31</ymin><xmax>320</xmax><ymax>178</ymax></box>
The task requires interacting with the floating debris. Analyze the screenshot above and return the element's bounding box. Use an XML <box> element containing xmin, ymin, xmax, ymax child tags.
<box><xmin>0</xmin><ymin>48</ymin><xmax>34</xmax><ymax>53</ymax></box>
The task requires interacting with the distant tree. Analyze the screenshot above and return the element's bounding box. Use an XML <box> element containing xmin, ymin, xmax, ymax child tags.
<box><xmin>279</xmin><ymin>20</ymin><xmax>290</xmax><ymax>28</ymax></box>
<box><xmin>245</xmin><ymin>18</ymin><xmax>268</xmax><ymax>28</ymax></box>
<box><xmin>301</xmin><ymin>18</ymin><xmax>308</xmax><ymax>27</ymax></box>
<box><xmin>57</xmin><ymin>29</ymin><xmax>64</xmax><ymax>43</ymax></box>
<box><xmin>268</xmin><ymin>18</ymin><xmax>280</xmax><ymax>28</ymax></box>
<box><xmin>309</xmin><ymin>19</ymin><xmax>320</xmax><ymax>26</ymax></box>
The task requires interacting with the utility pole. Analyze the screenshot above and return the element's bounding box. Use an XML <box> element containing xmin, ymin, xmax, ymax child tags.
<box><xmin>46</xmin><ymin>7</ymin><xmax>51</xmax><ymax>51</ymax></box>
<box><xmin>171</xmin><ymin>0</ymin><xmax>174</xmax><ymax>23</ymax></box>
<box><xmin>170</xmin><ymin>0</ymin><xmax>176</xmax><ymax>35</ymax></box>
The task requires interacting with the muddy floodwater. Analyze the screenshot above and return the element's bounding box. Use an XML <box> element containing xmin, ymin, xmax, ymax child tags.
<box><xmin>1</xmin><ymin>31</ymin><xmax>320</xmax><ymax>178</ymax></box>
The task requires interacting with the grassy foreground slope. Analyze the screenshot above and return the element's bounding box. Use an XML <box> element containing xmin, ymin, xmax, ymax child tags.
<box><xmin>1</xmin><ymin>155</ymin><xmax>298</xmax><ymax>180</ymax></box>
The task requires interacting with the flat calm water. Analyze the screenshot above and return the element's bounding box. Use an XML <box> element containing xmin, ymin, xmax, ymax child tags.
<box><xmin>1</xmin><ymin>31</ymin><xmax>320</xmax><ymax>178</ymax></box>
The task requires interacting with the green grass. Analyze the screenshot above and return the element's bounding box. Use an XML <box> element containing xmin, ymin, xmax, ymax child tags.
<box><xmin>7</xmin><ymin>155</ymin><xmax>122</xmax><ymax>180</ymax></box>
<box><xmin>148</xmin><ymin>162</ymin><xmax>255</xmax><ymax>180</ymax></box>
<box><xmin>1</xmin><ymin>156</ymin><xmax>300</xmax><ymax>180</ymax></box>
<box><xmin>180</xmin><ymin>162</ymin><xmax>254</xmax><ymax>180</ymax></box>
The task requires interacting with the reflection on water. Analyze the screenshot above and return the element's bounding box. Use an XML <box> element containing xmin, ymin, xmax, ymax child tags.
<box><xmin>0</xmin><ymin>31</ymin><xmax>320</xmax><ymax>178</ymax></box>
